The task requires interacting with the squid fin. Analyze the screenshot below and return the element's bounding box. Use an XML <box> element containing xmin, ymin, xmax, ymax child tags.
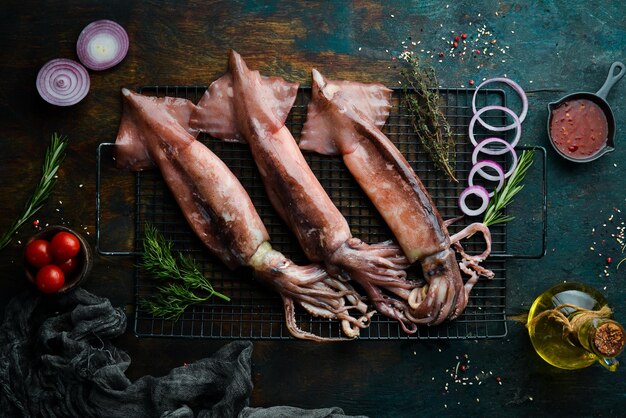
<box><xmin>190</xmin><ymin>50</ymin><xmax>299</xmax><ymax>141</ymax></box>
<box><xmin>115</xmin><ymin>88</ymin><xmax>196</xmax><ymax>170</ymax></box>
<box><xmin>300</xmin><ymin>69</ymin><xmax>393</xmax><ymax>155</ymax></box>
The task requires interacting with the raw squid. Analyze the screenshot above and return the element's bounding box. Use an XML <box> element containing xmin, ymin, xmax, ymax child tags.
<box><xmin>190</xmin><ymin>50</ymin><xmax>419</xmax><ymax>333</ymax></box>
<box><xmin>114</xmin><ymin>88</ymin><xmax>373</xmax><ymax>341</ymax></box>
<box><xmin>299</xmin><ymin>69</ymin><xmax>494</xmax><ymax>325</ymax></box>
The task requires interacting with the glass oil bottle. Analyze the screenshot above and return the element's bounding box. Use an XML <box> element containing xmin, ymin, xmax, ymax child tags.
<box><xmin>527</xmin><ymin>282</ymin><xmax>625</xmax><ymax>371</ymax></box>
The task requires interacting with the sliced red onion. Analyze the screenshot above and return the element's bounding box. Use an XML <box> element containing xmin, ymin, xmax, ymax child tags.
<box><xmin>472</xmin><ymin>77</ymin><xmax>528</xmax><ymax>130</ymax></box>
<box><xmin>472</xmin><ymin>138</ymin><xmax>519</xmax><ymax>179</ymax></box>
<box><xmin>468</xmin><ymin>160</ymin><xmax>505</xmax><ymax>196</ymax></box>
<box><xmin>469</xmin><ymin>105</ymin><xmax>521</xmax><ymax>147</ymax></box>
<box><xmin>459</xmin><ymin>185</ymin><xmax>490</xmax><ymax>217</ymax></box>
<box><xmin>36</xmin><ymin>58</ymin><xmax>90</xmax><ymax>106</ymax></box>
<box><xmin>471</xmin><ymin>137</ymin><xmax>513</xmax><ymax>155</ymax></box>
<box><xmin>77</xmin><ymin>20</ymin><xmax>129</xmax><ymax>71</ymax></box>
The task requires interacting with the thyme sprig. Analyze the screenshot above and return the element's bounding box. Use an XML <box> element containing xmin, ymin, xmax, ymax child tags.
<box><xmin>141</xmin><ymin>224</ymin><xmax>230</xmax><ymax>320</ymax></box>
<box><xmin>0</xmin><ymin>133</ymin><xmax>68</xmax><ymax>250</ymax></box>
<box><xmin>401</xmin><ymin>52</ymin><xmax>457</xmax><ymax>182</ymax></box>
<box><xmin>482</xmin><ymin>149</ymin><xmax>535</xmax><ymax>227</ymax></box>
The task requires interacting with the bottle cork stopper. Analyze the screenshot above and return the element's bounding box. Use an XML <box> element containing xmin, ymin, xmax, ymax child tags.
<box><xmin>594</xmin><ymin>322</ymin><xmax>625</xmax><ymax>357</ymax></box>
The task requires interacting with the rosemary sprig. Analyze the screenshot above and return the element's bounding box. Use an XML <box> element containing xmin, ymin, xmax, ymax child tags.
<box><xmin>482</xmin><ymin>149</ymin><xmax>535</xmax><ymax>227</ymax></box>
<box><xmin>0</xmin><ymin>133</ymin><xmax>68</xmax><ymax>250</ymax></box>
<box><xmin>401</xmin><ymin>53</ymin><xmax>457</xmax><ymax>182</ymax></box>
<box><xmin>140</xmin><ymin>224</ymin><xmax>230</xmax><ymax>320</ymax></box>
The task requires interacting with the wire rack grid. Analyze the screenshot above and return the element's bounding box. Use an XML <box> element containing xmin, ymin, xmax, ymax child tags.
<box><xmin>96</xmin><ymin>85</ymin><xmax>545</xmax><ymax>340</ymax></box>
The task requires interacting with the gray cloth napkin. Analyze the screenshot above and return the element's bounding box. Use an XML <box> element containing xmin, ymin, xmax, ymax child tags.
<box><xmin>0</xmin><ymin>288</ymin><xmax>365</xmax><ymax>418</ymax></box>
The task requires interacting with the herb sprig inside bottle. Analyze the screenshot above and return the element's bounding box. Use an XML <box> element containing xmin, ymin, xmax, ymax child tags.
<box><xmin>140</xmin><ymin>224</ymin><xmax>230</xmax><ymax>320</ymax></box>
<box><xmin>400</xmin><ymin>52</ymin><xmax>457</xmax><ymax>182</ymax></box>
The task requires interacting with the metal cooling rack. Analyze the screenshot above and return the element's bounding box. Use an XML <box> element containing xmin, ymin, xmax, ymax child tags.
<box><xmin>96</xmin><ymin>85</ymin><xmax>547</xmax><ymax>340</ymax></box>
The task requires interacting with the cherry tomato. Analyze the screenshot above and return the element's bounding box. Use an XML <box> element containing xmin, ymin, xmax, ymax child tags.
<box><xmin>55</xmin><ymin>257</ymin><xmax>78</xmax><ymax>275</ymax></box>
<box><xmin>36</xmin><ymin>265</ymin><xmax>65</xmax><ymax>293</ymax></box>
<box><xmin>50</xmin><ymin>231</ymin><xmax>81</xmax><ymax>261</ymax></box>
<box><xmin>25</xmin><ymin>239</ymin><xmax>53</xmax><ymax>268</ymax></box>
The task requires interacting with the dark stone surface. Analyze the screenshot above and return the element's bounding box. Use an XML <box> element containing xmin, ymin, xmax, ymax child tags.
<box><xmin>1</xmin><ymin>1</ymin><xmax>624</xmax><ymax>416</ymax></box>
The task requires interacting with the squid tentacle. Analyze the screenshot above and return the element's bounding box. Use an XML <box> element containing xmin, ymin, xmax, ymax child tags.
<box><xmin>357</xmin><ymin>278</ymin><xmax>418</xmax><ymax>334</ymax></box>
<box><xmin>252</xmin><ymin>243</ymin><xmax>373</xmax><ymax>340</ymax></box>
<box><xmin>449</xmin><ymin>222</ymin><xmax>493</xmax><ymax>262</ymax></box>
<box><xmin>282</xmin><ymin>297</ymin><xmax>352</xmax><ymax>342</ymax></box>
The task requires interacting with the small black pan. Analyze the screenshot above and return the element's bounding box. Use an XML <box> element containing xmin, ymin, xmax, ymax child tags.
<box><xmin>547</xmin><ymin>61</ymin><xmax>625</xmax><ymax>163</ymax></box>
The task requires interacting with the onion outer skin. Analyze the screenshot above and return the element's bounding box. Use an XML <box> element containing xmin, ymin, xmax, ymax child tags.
<box><xmin>76</xmin><ymin>19</ymin><xmax>129</xmax><ymax>71</ymax></box>
<box><xmin>472</xmin><ymin>77</ymin><xmax>528</xmax><ymax>130</ymax></box>
<box><xmin>472</xmin><ymin>138</ymin><xmax>519</xmax><ymax>179</ymax></box>
<box><xmin>36</xmin><ymin>58</ymin><xmax>90</xmax><ymax>106</ymax></box>
<box><xmin>459</xmin><ymin>185</ymin><xmax>490</xmax><ymax>217</ymax></box>
<box><xmin>469</xmin><ymin>105</ymin><xmax>521</xmax><ymax>148</ymax></box>
<box><xmin>468</xmin><ymin>160</ymin><xmax>505</xmax><ymax>196</ymax></box>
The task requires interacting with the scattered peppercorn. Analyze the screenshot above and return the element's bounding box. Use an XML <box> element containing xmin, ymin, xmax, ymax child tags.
<box><xmin>459</xmin><ymin>363</ymin><xmax>468</xmax><ymax>372</ymax></box>
<box><xmin>461</xmin><ymin>33</ymin><xmax>468</xmax><ymax>39</ymax></box>
<box><xmin>453</xmin><ymin>42</ymin><xmax>458</xmax><ymax>48</ymax></box>
<box><xmin>454</xmin><ymin>35</ymin><xmax>460</xmax><ymax>42</ymax></box>
<box><xmin>469</xmin><ymin>79</ymin><xmax>475</xmax><ymax>86</ymax></box>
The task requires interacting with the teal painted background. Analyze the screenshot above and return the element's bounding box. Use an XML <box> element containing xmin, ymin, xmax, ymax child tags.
<box><xmin>0</xmin><ymin>1</ymin><xmax>625</xmax><ymax>417</ymax></box>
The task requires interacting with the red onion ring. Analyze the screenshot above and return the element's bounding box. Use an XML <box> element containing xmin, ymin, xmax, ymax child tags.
<box><xmin>468</xmin><ymin>160</ymin><xmax>505</xmax><ymax>196</ymax></box>
<box><xmin>468</xmin><ymin>105</ymin><xmax>521</xmax><ymax>148</ymax></box>
<box><xmin>77</xmin><ymin>20</ymin><xmax>129</xmax><ymax>71</ymax></box>
<box><xmin>472</xmin><ymin>77</ymin><xmax>528</xmax><ymax>131</ymax></box>
<box><xmin>471</xmin><ymin>137</ymin><xmax>513</xmax><ymax>155</ymax></box>
<box><xmin>459</xmin><ymin>186</ymin><xmax>490</xmax><ymax>217</ymax></box>
<box><xmin>472</xmin><ymin>138</ymin><xmax>519</xmax><ymax>179</ymax></box>
<box><xmin>36</xmin><ymin>58</ymin><xmax>90</xmax><ymax>106</ymax></box>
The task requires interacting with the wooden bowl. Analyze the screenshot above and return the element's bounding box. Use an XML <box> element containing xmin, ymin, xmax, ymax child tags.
<box><xmin>24</xmin><ymin>225</ymin><xmax>93</xmax><ymax>293</ymax></box>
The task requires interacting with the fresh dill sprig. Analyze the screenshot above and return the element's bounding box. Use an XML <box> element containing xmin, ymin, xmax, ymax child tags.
<box><xmin>401</xmin><ymin>53</ymin><xmax>457</xmax><ymax>182</ymax></box>
<box><xmin>0</xmin><ymin>133</ymin><xmax>68</xmax><ymax>250</ymax></box>
<box><xmin>140</xmin><ymin>224</ymin><xmax>230</xmax><ymax>320</ymax></box>
<box><xmin>142</xmin><ymin>284</ymin><xmax>211</xmax><ymax>320</ymax></box>
<box><xmin>482</xmin><ymin>149</ymin><xmax>535</xmax><ymax>227</ymax></box>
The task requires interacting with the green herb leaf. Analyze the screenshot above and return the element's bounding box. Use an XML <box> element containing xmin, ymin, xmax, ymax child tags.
<box><xmin>482</xmin><ymin>149</ymin><xmax>535</xmax><ymax>227</ymax></box>
<box><xmin>401</xmin><ymin>53</ymin><xmax>457</xmax><ymax>182</ymax></box>
<box><xmin>0</xmin><ymin>133</ymin><xmax>68</xmax><ymax>250</ymax></box>
<box><xmin>140</xmin><ymin>224</ymin><xmax>230</xmax><ymax>320</ymax></box>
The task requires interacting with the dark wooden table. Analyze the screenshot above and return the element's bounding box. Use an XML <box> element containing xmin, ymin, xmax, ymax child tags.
<box><xmin>2</xmin><ymin>1</ymin><xmax>625</xmax><ymax>416</ymax></box>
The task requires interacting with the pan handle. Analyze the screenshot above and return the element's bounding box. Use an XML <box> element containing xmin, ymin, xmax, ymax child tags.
<box><xmin>596</xmin><ymin>61</ymin><xmax>625</xmax><ymax>100</ymax></box>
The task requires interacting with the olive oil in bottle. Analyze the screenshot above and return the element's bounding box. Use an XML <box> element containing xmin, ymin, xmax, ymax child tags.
<box><xmin>527</xmin><ymin>282</ymin><xmax>625</xmax><ymax>371</ymax></box>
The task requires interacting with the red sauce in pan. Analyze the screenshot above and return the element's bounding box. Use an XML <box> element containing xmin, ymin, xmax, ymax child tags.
<box><xmin>550</xmin><ymin>99</ymin><xmax>609</xmax><ymax>159</ymax></box>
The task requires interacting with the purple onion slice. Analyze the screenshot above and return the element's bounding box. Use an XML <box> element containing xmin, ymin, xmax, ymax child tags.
<box><xmin>468</xmin><ymin>160</ymin><xmax>505</xmax><ymax>196</ymax></box>
<box><xmin>468</xmin><ymin>105</ymin><xmax>521</xmax><ymax>148</ymax></box>
<box><xmin>36</xmin><ymin>58</ymin><xmax>90</xmax><ymax>106</ymax></box>
<box><xmin>472</xmin><ymin>138</ymin><xmax>519</xmax><ymax>179</ymax></box>
<box><xmin>471</xmin><ymin>77</ymin><xmax>528</xmax><ymax>130</ymax></box>
<box><xmin>459</xmin><ymin>185</ymin><xmax>490</xmax><ymax>217</ymax></box>
<box><xmin>76</xmin><ymin>19</ymin><xmax>129</xmax><ymax>71</ymax></box>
